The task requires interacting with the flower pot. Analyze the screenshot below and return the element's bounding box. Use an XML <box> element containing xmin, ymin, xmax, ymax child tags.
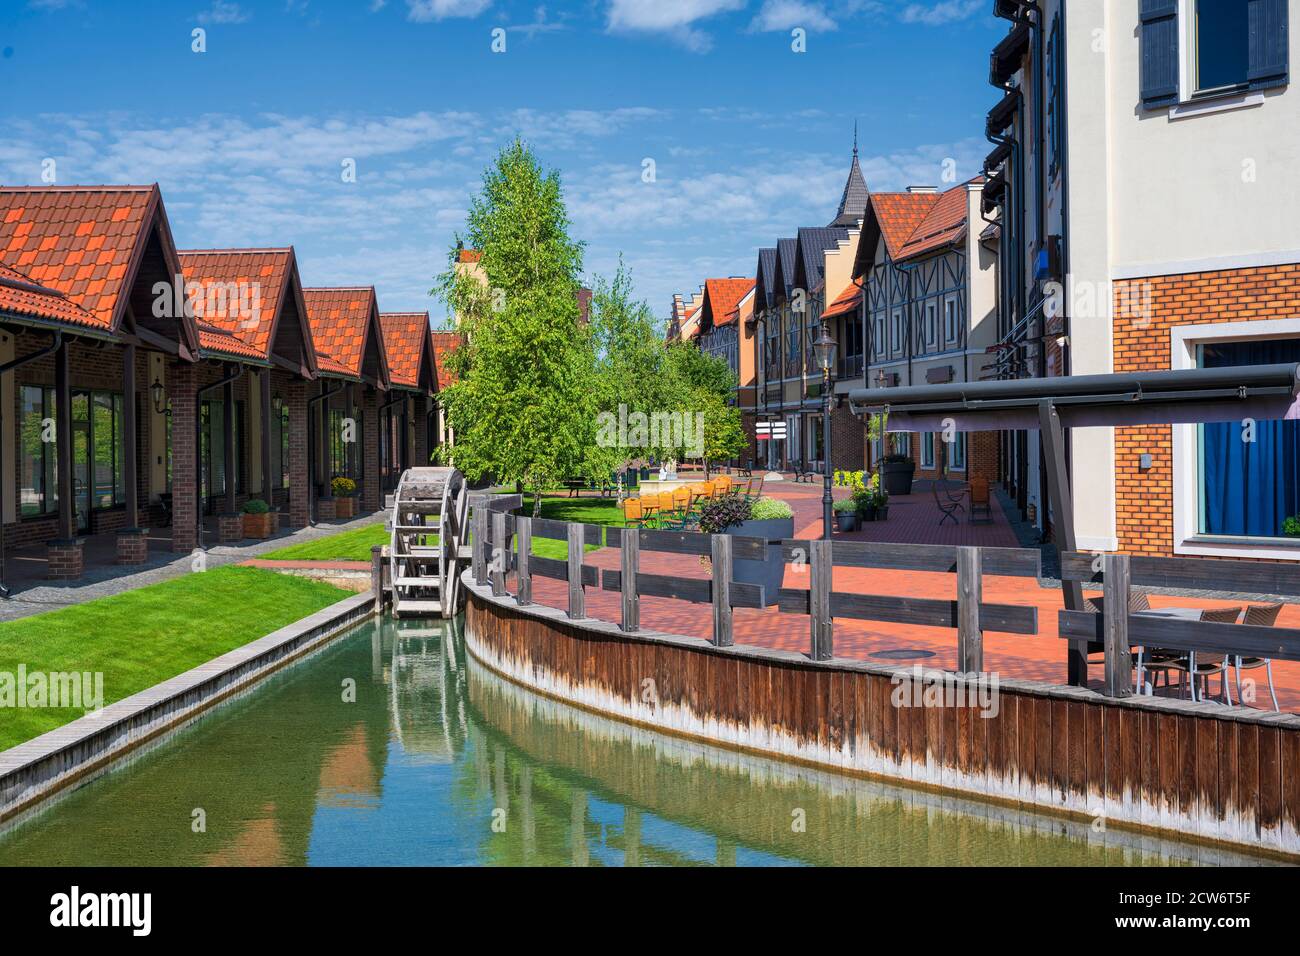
<box><xmin>335</xmin><ymin>497</ymin><xmax>356</xmax><ymax>519</ymax></box>
<box><xmin>876</xmin><ymin>505</ymin><xmax>889</xmax><ymax>521</ymax></box>
<box><xmin>242</xmin><ymin>512</ymin><xmax>273</xmax><ymax>539</ymax></box>
<box><xmin>881</xmin><ymin>461</ymin><xmax>915</xmax><ymax>496</ymax></box>
<box><xmin>858</xmin><ymin>504</ymin><xmax>878</xmax><ymax>522</ymax></box>
<box><xmin>835</xmin><ymin>512</ymin><xmax>858</xmax><ymax>532</ymax></box>
<box><xmin>725</xmin><ymin>516</ymin><xmax>794</xmax><ymax>607</ymax></box>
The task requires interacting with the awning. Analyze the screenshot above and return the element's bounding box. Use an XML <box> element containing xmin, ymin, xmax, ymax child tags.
<box><xmin>849</xmin><ymin>364</ymin><xmax>1300</xmax><ymax>432</ymax></box>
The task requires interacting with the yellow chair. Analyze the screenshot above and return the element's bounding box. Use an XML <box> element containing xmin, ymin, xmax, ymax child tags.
<box><xmin>623</xmin><ymin>497</ymin><xmax>648</xmax><ymax>528</ymax></box>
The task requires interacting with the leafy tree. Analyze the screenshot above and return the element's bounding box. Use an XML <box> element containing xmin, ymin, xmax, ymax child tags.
<box><xmin>691</xmin><ymin>385</ymin><xmax>748</xmax><ymax>477</ymax></box>
<box><xmin>664</xmin><ymin>339</ymin><xmax>737</xmax><ymax>399</ymax></box>
<box><xmin>432</xmin><ymin>140</ymin><xmax>599</xmax><ymax>515</ymax></box>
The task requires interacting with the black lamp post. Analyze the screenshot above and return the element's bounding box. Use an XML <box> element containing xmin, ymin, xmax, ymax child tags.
<box><xmin>813</xmin><ymin>321</ymin><xmax>837</xmax><ymax>540</ymax></box>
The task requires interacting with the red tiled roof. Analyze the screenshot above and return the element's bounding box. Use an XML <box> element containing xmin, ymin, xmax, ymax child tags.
<box><xmin>178</xmin><ymin>248</ymin><xmax>295</xmax><ymax>360</ymax></box>
<box><xmin>821</xmin><ymin>280</ymin><xmax>862</xmax><ymax>319</ymax></box>
<box><xmin>303</xmin><ymin>287</ymin><xmax>386</xmax><ymax>382</ymax></box>
<box><xmin>703</xmin><ymin>278</ymin><xmax>754</xmax><ymax>328</ymax></box>
<box><xmin>0</xmin><ymin>261</ymin><xmax>104</xmax><ymax>329</ymax></box>
<box><xmin>457</xmin><ymin>248</ymin><xmax>481</xmax><ymax>263</ymax></box>
<box><xmin>429</xmin><ymin>331</ymin><xmax>462</xmax><ymax>391</ymax></box>
<box><xmin>896</xmin><ymin>179</ymin><xmax>982</xmax><ymax>261</ymax></box>
<box><xmin>197</xmin><ymin>324</ymin><xmax>266</xmax><ymax>360</ymax></box>
<box><xmin>379</xmin><ymin>312</ymin><xmax>431</xmax><ymax>390</ymax></box>
<box><xmin>0</xmin><ymin>185</ymin><xmax>163</xmax><ymax>331</ymax></box>
<box><xmin>869</xmin><ymin>192</ymin><xmax>941</xmax><ymax>260</ymax></box>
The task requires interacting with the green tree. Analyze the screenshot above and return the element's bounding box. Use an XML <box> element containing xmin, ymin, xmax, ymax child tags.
<box><xmin>664</xmin><ymin>339</ymin><xmax>737</xmax><ymax>399</ymax></box>
<box><xmin>692</xmin><ymin>386</ymin><xmax>748</xmax><ymax>477</ymax></box>
<box><xmin>433</xmin><ymin>140</ymin><xmax>598</xmax><ymax>515</ymax></box>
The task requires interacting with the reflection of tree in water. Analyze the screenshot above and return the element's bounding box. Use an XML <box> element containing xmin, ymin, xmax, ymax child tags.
<box><xmin>457</xmin><ymin>636</ymin><xmax>1264</xmax><ymax>868</ymax></box>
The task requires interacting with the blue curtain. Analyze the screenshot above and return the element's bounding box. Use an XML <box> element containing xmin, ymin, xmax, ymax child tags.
<box><xmin>1201</xmin><ymin>339</ymin><xmax>1300</xmax><ymax>536</ymax></box>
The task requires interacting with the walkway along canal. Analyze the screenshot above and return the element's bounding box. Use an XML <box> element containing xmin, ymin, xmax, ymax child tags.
<box><xmin>0</xmin><ymin>614</ymin><xmax>1268</xmax><ymax>866</ymax></box>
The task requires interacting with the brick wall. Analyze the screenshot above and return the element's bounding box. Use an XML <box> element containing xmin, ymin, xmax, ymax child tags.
<box><xmin>362</xmin><ymin>386</ymin><xmax>381</xmax><ymax>512</ymax></box>
<box><xmin>829</xmin><ymin>405</ymin><xmax>865</xmax><ymax>471</ymax></box>
<box><xmin>169</xmin><ymin>360</ymin><xmax>199</xmax><ymax>552</ymax></box>
<box><xmin>1113</xmin><ymin>263</ymin><xmax>1300</xmax><ymax>556</ymax></box>
<box><xmin>282</xmin><ymin>371</ymin><xmax>310</xmax><ymax>529</ymax></box>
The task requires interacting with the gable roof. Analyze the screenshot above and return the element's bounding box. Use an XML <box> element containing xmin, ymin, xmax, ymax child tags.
<box><xmin>700</xmin><ymin>278</ymin><xmax>755</xmax><ymax>331</ymax></box>
<box><xmin>0</xmin><ymin>185</ymin><xmax>198</xmax><ymax>354</ymax></box>
<box><xmin>429</xmin><ymin>330</ymin><xmax>462</xmax><ymax>392</ymax></box>
<box><xmin>379</xmin><ymin>311</ymin><xmax>435</xmax><ymax>392</ymax></box>
<box><xmin>0</xmin><ymin>261</ymin><xmax>105</xmax><ymax>331</ymax></box>
<box><xmin>303</xmin><ymin>286</ymin><xmax>391</xmax><ymax>388</ymax></box>
<box><xmin>753</xmin><ymin>247</ymin><xmax>777</xmax><ymax>313</ymax></box>
<box><xmin>794</xmin><ymin>226</ymin><xmax>850</xmax><ymax>293</ymax></box>
<box><xmin>852</xmin><ymin>180</ymin><xmax>981</xmax><ymax>278</ymax></box>
<box><xmin>895</xmin><ymin>179</ymin><xmax>981</xmax><ymax>262</ymax></box>
<box><xmin>178</xmin><ymin>247</ymin><xmax>317</xmax><ymax>374</ymax></box>
<box><xmin>821</xmin><ymin>280</ymin><xmax>863</xmax><ymax>320</ymax></box>
<box><xmin>774</xmin><ymin>238</ymin><xmax>798</xmax><ymax>298</ymax></box>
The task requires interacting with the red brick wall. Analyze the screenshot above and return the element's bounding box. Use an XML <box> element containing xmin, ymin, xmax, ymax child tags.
<box><xmin>362</xmin><ymin>386</ymin><xmax>381</xmax><ymax>512</ymax></box>
<box><xmin>829</xmin><ymin>405</ymin><xmax>865</xmax><ymax>471</ymax></box>
<box><xmin>1113</xmin><ymin>263</ymin><xmax>1300</xmax><ymax>556</ymax></box>
<box><xmin>169</xmin><ymin>360</ymin><xmax>199</xmax><ymax>552</ymax></box>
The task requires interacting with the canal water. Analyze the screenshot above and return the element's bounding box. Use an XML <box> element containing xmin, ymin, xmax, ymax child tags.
<box><xmin>0</xmin><ymin>616</ymin><xmax>1275</xmax><ymax>866</ymax></box>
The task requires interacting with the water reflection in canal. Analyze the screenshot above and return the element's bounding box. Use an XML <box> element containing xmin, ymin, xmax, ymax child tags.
<box><xmin>0</xmin><ymin>616</ymin><xmax>1275</xmax><ymax>866</ymax></box>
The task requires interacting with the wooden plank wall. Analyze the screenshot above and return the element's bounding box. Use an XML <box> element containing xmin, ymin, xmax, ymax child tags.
<box><xmin>465</xmin><ymin>593</ymin><xmax>1300</xmax><ymax>859</ymax></box>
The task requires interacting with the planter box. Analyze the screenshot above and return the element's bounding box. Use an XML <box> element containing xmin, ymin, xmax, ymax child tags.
<box><xmin>335</xmin><ymin>497</ymin><xmax>356</xmax><ymax>519</ymax></box>
<box><xmin>835</xmin><ymin>512</ymin><xmax>858</xmax><ymax>532</ymax></box>
<box><xmin>725</xmin><ymin>516</ymin><xmax>794</xmax><ymax>607</ymax></box>
<box><xmin>881</xmin><ymin>461</ymin><xmax>915</xmax><ymax>496</ymax></box>
<box><xmin>858</xmin><ymin>504</ymin><xmax>878</xmax><ymax>522</ymax></box>
<box><xmin>242</xmin><ymin>512</ymin><xmax>273</xmax><ymax>539</ymax></box>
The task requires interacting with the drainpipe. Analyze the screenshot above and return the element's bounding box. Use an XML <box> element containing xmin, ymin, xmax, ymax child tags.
<box><xmin>0</xmin><ymin>329</ymin><xmax>63</xmax><ymax>598</ymax></box>
<box><xmin>196</xmin><ymin>363</ymin><xmax>244</xmax><ymax>548</ymax></box>
<box><xmin>307</xmin><ymin>378</ymin><xmax>346</xmax><ymax>525</ymax></box>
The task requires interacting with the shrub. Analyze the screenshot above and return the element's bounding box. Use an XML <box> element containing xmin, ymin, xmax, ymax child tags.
<box><xmin>242</xmin><ymin>498</ymin><xmax>270</xmax><ymax>515</ymax></box>
<box><xmin>698</xmin><ymin>493</ymin><xmax>752</xmax><ymax>534</ymax></box>
<box><xmin>832</xmin><ymin>498</ymin><xmax>857</xmax><ymax>513</ymax></box>
<box><xmin>331</xmin><ymin>476</ymin><xmax>357</xmax><ymax>498</ymax></box>
<box><xmin>750</xmin><ymin>497</ymin><xmax>793</xmax><ymax>521</ymax></box>
<box><xmin>1285</xmin><ymin>515</ymin><xmax>1300</xmax><ymax>538</ymax></box>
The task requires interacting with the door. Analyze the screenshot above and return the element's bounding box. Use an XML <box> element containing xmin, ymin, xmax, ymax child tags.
<box><xmin>72</xmin><ymin>421</ymin><xmax>91</xmax><ymax>533</ymax></box>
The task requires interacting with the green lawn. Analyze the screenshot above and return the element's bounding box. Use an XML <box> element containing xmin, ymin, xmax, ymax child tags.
<box><xmin>519</xmin><ymin>494</ymin><xmax>625</xmax><ymax>559</ymax></box>
<box><xmin>0</xmin><ymin>566</ymin><xmax>349</xmax><ymax>752</ymax></box>
<box><xmin>261</xmin><ymin>522</ymin><xmax>391</xmax><ymax>562</ymax></box>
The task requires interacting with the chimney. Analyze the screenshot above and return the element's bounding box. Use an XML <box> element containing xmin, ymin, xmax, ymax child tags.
<box><xmin>907</xmin><ymin>186</ymin><xmax>939</xmax><ymax>194</ymax></box>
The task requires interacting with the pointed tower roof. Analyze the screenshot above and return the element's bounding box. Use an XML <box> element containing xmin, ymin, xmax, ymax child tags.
<box><xmin>829</xmin><ymin>124</ymin><xmax>869</xmax><ymax>228</ymax></box>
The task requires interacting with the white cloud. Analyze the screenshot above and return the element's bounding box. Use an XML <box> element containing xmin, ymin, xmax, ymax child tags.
<box><xmin>406</xmin><ymin>0</ymin><xmax>491</xmax><ymax>21</ymax></box>
<box><xmin>195</xmin><ymin>0</ymin><xmax>250</xmax><ymax>24</ymax></box>
<box><xmin>606</xmin><ymin>0</ymin><xmax>746</xmax><ymax>53</ymax></box>
<box><xmin>898</xmin><ymin>1</ymin><xmax>983</xmax><ymax>26</ymax></box>
<box><xmin>751</xmin><ymin>1</ymin><xmax>836</xmax><ymax>32</ymax></box>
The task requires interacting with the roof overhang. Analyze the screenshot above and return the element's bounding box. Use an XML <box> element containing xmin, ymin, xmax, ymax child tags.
<box><xmin>849</xmin><ymin>364</ymin><xmax>1300</xmax><ymax>432</ymax></box>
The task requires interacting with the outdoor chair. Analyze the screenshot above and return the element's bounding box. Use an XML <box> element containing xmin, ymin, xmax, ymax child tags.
<box><xmin>747</xmin><ymin>474</ymin><xmax>765</xmax><ymax>501</ymax></box>
<box><xmin>1086</xmin><ymin>590</ymin><xmax>1154</xmax><ymax>676</ymax></box>
<box><xmin>1144</xmin><ymin>606</ymin><xmax>1243</xmax><ymax>704</ymax></box>
<box><xmin>931</xmin><ymin>477</ymin><xmax>964</xmax><ymax>526</ymax></box>
<box><xmin>1232</xmin><ymin>603</ymin><xmax>1283</xmax><ymax>711</ymax></box>
<box><xmin>622</xmin><ymin>497</ymin><xmax>650</xmax><ymax>529</ymax></box>
<box><xmin>968</xmin><ymin>477</ymin><xmax>993</xmax><ymax>523</ymax></box>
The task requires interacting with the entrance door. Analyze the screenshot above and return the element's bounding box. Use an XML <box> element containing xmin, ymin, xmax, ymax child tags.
<box><xmin>72</xmin><ymin>421</ymin><xmax>91</xmax><ymax>533</ymax></box>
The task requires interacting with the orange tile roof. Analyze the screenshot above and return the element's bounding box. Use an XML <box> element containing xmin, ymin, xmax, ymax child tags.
<box><xmin>178</xmin><ymin>248</ymin><xmax>296</xmax><ymax>361</ymax></box>
<box><xmin>702</xmin><ymin>278</ymin><xmax>754</xmax><ymax>329</ymax></box>
<box><xmin>0</xmin><ymin>185</ymin><xmax>164</xmax><ymax>332</ymax></box>
<box><xmin>821</xmin><ymin>280</ymin><xmax>863</xmax><ymax>319</ymax></box>
<box><xmin>869</xmin><ymin>192</ymin><xmax>941</xmax><ymax>260</ymax></box>
<box><xmin>379</xmin><ymin>311</ymin><xmax>432</xmax><ymax>391</ymax></box>
<box><xmin>896</xmin><ymin>179</ymin><xmax>982</xmax><ymax>261</ymax></box>
<box><xmin>429</xmin><ymin>331</ymin><xmax>463</xmax><ymax>391</ymax></box>
<box><xmin>197</xmin><ymin>324</ymin><xmax>267</xmax><ymax>360</ymax></box>
<box><xmin>457</xmin><ymin>248</ymin><xmax>481</xmax><ymax>263</ymax></box>
<box><xmin>303</xmin><ymin>287</ymin><xmax>387</xmax><ymax>383</ymax></box>
<box><xmin>0</xmin><ymin>261</ymin><xmax>104</xmax><ymax>330</ymax></box>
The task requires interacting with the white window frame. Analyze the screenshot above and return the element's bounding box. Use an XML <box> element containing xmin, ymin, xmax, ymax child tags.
<box><xmin>945</xmin><ymin>297</ymin><xmax>959</xmax><ymax>345</ymax></box>
<box><xmin>1170</xmin><ymin>0</ymin><xmax>1266</xmax><ymax>118</ymax></box>
<box><xmin>891</xmin><ymin>309</ymin><xmax>904</xmax><ymax>353</ymax></box>
<box><xmin>1170</xmin><ymin>317</ymin><xmax>1300</xmax><ymax>561</ymax></box>
<box><xmin>949</xmin><ymin>432</ymin><xmax>967</xmax><ymax>472</ymax></box>
<box><xmin>925</xmin><ymin>301</ymin><xmax>937</xmax><ymax>347</ymax></box>
<box><xmin>921</xmin><ymin>432</ymin><xmax>936</xmax><ymax>469</ymax></box>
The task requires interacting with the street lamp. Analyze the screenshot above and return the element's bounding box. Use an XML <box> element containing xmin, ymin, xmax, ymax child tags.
<box><xmin>150</xmin><ymin>377</ymin><xmax>169</xmax><ymax>416</ymax></box>
<box><xmin>813</xmin><ymin>321</ymin><xmax>837</xmax><ymax>540</ymax></box>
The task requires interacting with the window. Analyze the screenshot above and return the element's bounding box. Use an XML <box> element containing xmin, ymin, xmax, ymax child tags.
<box><xmin>1193</xmin><ymin>0</ymin><xmax>1250</xmax><ymax>93</ymax></box>
<box><xmin>1047</xmin><ymin>14</ymin><xmax>1063</xmax><ymax>175</ymax></box>
<box><xmin>921</xmin><ymin>432</ymin><xmax>936</xmax><ymax>469</ymax></box>
<box><xmin>200</xmin><ymin>399</ymin><xmax>245</xmax><ymax>501</ymax></box>
<box><xmin>270</xmin><ymin>398</ymin><xmax>290</xmax><ymax>489</ymax></box>
<box><xmin>329</xmin><ymin>404</ymin><xmax>363</xmax><ymax>480</ymax></box>
<box><xmin>945</xmin><ymin>298</ymin><xmax>959</xmax><ymax>344</ymax></box>
<box><xmin>925</xmin><ymin>301</ymin><xmax>937</xmax><ymax>347</ymax></box>
<box><xmin>950</xmin><ymin>433</ymin><xmax>968</xmax><ymax>471</ymax></box>
<box><xmin>891</xmin><ymin>309</ymin><xmax>904</xmax><ymax>352</ymax></box>
<box><xmin>19</xmin><ymin>385</ymin><xmax>56</xmax><ymax>516</ymax></box>
<box><xmin>1197</xmin><ymin>338</ymin><xmax>1300</xmax><ymax>538</ymax></box>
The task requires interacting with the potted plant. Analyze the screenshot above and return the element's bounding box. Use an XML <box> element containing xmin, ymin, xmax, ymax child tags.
<box><xmin>1284</xmin><ymin>515</ymin><xmax>1300</xmax><ymax>538</ymax></box>
<box><xmin>833</xmin><ymin>498</ymin><xmax>859</xmax><ymax>532</ymax></box>
<box><xmin>332</xmin><ymin>476</ymin><xmax>357</xmax><ymax>518</ymax></box>
<box><xmin>874</xmin><ymin>484</ymin><xmax>890</xmax><ymax>521</ymax></box>
<box><xmin>241</xmin><ymin>498</ymin><xmax>273</xmax><ymax>538</ymax></box>
<box><xmin>880</xmin><ymin>453</ymin><xmax>915</xmax><ymax>496</ymax></box>
<box><xmin>698</xmin><ymin>494</ymin><xmax>793</xmax><ymax>606</ymax></box>
<box><xmin>852</xmin><ymin>471</ymin><xmax>880</xmax><ymax>521</ymax></box>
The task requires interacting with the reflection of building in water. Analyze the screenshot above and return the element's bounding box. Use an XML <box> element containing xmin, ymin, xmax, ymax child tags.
<box><xmin>386</xmin><ymin>616</ymin><xmax>467</xmax><ymax>764</ymax></box>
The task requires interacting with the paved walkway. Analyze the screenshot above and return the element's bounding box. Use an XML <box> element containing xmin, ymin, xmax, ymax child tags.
<box><xmin>0</xmin><ymin>513</ymin><xmax>386</xmax><ymax>623</ymax></box>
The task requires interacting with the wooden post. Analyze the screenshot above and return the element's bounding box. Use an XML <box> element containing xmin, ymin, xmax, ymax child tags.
<box><xmin>516</xmin><ymin>516</ymin><xmax>532</xmax><ymax>606</ymax></box>
<box><xmin>711</xmin><ymin>533</ymin><xmax>733</xmax><ymax>646</ymax></box>
<box><xmin>371</xmin><ymin>544</ymin><xmax>384</xmax><ymax>614</ymax></box>
<box><xmin>491</xmin><ymin>511</ymin><xmax>507</xmax><ymax>597</ymax></box>
<box><xmin>1102</xmin><ymin>552</ymin><xmax>1134</xmax><ymax>698</ymax></box>
<box><xmin>567</xmin><ymin>522</ymin><xmax>584</xmax><ymax>619</ymax></box>
<box><xmin>809</xmin><ymin>538</ymin><xmax>833</xmax><ymax>661</ymax></box>
<box><xmin>957</xmin><ymin>546</ymin><xmax>983</xmax><ymax>672</ymax></box>
<box><xmin>620</xmin><ymin>528</ymin><xmax>639</xmax><ymax>632</ymax></box>
<box><xmin>473</xmin><ymin>506</ymin><xmax>488</xmax><ymax>585</ymax></box>
<box><xmin>1039</xmin><ymin>400</ymin><xmax>1088</xmax><ymax>686</ymax></box>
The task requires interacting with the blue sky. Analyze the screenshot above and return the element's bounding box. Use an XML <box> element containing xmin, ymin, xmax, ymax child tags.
<box><xmin>0</xmin><ymin>0</ymin><xmax>1004</xmax><ymax>326</ymax></box>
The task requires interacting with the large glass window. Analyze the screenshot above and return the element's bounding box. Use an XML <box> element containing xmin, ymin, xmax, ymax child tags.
<box><xmin>1194</xmin><ymin>0</ymin><xmax>1249</xmax><ymax>93</ymax></box>
<box><xmin>329</xmin><ymin>405</ymin><xmax>362</xmax><ymax>480</ymax></box>
<box><xmin>200</xmin><ymin>399</ymin><xmax>245</xmax><ymax>503</ymax></box>
<box><xmin>1198</xmin><ymin>338</ymin><xmax>1300</xmax><ymax>538</ymax></box>
<box><xmin>19</xmin><ymin>385</ymin><xmax>56</xmax><ymax>516</ymax></box>
<box><xmin>270</xmin><ymin>399</ymin><xmax>290</xmax><ymax>489</ymax></box>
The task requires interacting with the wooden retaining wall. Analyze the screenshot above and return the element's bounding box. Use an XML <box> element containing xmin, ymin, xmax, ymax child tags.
<box><xmin>464</xmin><ymin>578</ymin><xmax>1300</xmax><ymax>859</ymax></box>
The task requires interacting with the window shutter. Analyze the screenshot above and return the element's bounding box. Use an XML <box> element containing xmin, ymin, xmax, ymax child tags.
<box><xmin>1139</xmin><ymin>0</ymin><xmax>1180</xmax><ymax>108</ymax></box>
<box><xmin>1248</xmin><ymin>0</ymin><xmax>1290</xmax><ymax>90</ymax></box>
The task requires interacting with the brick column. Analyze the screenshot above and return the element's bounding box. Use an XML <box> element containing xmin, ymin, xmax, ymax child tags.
<box><xmin>47</xmin><ymin>539</ymin><xmax>84</xmax><ymax>580</ymax></box>
<box><xmin>412</xmin><ymin>395</ymin><xmax>428</xmax><ymax>467</ymax></box>
<box><xmin>170</xmin><ymin>361</ymin><xmax>200</xmax><ymax>552</ymax></box>
<box><xmin>287</xmin><ymin>378</ymin><xmax>309</xmax><ymax>529</ymax></box>
<box><xmin>362</xmin><ymin>387</ymin><xmax>381</xmax><ymax>513</ymax></box>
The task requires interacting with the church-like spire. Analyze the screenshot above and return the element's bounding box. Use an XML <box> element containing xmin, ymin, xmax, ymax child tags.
<box><xmin>829</xmin><ymin>125</ymin><xmax>869</xmax><ymax>227</ymax></box>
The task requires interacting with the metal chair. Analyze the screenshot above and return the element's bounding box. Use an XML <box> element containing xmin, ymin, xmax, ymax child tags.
<box><xmin>931</xmin><ymin>477</ymin><xmax>964</xmax><ymax>526</ymax></box>
<box><xmin>1232</xmin><ymin>603</ymin><xmax>1283</xmax><ymax>711</ymax></box>
<box><xmin>1146</xmin><ymin>606</ymin><xmax>1243</xmax><ymax>704</ymax></box>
